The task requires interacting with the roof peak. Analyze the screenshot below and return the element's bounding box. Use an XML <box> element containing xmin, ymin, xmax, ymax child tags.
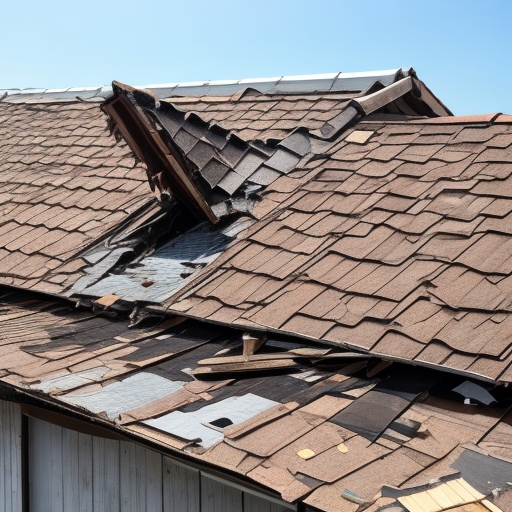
<box><xmin>1</xmin><ymin>68</ymin><xmax>406</xmax><ymax>104</ymax></box>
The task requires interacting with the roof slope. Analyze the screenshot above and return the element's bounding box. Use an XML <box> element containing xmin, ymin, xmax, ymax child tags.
<box><xmin>1</xmin><ymin>292</ymin><xmax>511</xmax><ymax>512</ymax></box>
<box><xmin>166</xmin><ymin>115</ymin><xmax>512</xmax><ymax>384</ymax></box>
<box><xmin>0</xmin><ymin>101</ymin><xmax>155</xmax><ymax>296</ymax></box>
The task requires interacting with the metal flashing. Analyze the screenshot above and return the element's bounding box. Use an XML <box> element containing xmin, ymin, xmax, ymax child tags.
<box><xmin>1</xmin><ymin>68</ymin><xmax>405</xmax><ymax>103</ymax></box>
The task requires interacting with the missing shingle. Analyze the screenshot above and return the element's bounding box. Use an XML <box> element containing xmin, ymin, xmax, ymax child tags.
<box><xmin>207</xmin><ymin>417</ymin><xmax>233</xmax><ymax>430</ymax></box>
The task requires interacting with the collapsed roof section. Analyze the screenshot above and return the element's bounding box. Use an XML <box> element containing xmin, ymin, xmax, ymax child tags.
<box><xmin>1</xmin><ymin>291</ymin><xmax>511</xmax><ymax>511</ymax></box>
<box><xmin>103</xmin><ymin>71</ymin><xmax>449</xmax><ymax>222</ymax></box>
<box><xmin>73</xmin><ymin>71</ymin><xmax>448</xmax><ymax>308</ymax></box>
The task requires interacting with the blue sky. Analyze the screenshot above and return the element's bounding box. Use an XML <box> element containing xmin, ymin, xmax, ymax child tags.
<box><xmin>2</xmin><ymin>0</ymin><xmax>511</xmax><ymax>115</ymax></box>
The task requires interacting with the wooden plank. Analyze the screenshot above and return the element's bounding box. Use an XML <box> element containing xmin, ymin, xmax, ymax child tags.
<box><xmin>106</xmin><ymin>93</ymin><xmax>217</xmax><ymax>223</ymax></box>
<box><xmin>120</xmin><ymin>441</ymin><xmax>142</xmax><ymax>512</ymax></box>
<box><xmin>482</xmin><ymin>499</ymin><xmax>505</xmax><ymax>512</ymax></box>
<box><xmin>93</xmin><ymin>437</ymin><xmax>120</xmax><ymax>511</ymax></box>
<box><xmin>201</xmin><ymin>474</ymin><xmax>243</xmax><ymax>512</ymax></box>
<box><xmin>426</xmin><ymin>486</ymin><xmax>458</xmax><ymax>510</ymax></box>
<box><xmin>163</xmin><ymin>456</ymin><xmax>200</xmax><ymax>512</ymax></box>
<box><xmin>355</xmin><ymin>76</ymin><xmax>413</xmax><ymax>115</ymax></box>
<box><xmin>29</xmin><ymin>418</ymin><xmax>62</xmax><ymax>512</ymax></box>
<box><xmin>50</xmin><ymin>421</ymin><xmax>64</xmax><ymax>512</ymax></box>
<box><xmin>77</xmin><ymin>433</ymin><xmax>93</xmax><ymax>512</ymax></box>
<box><xmin>456</xmin><ymin>479</ymin><xmax>486</xmax><ymax>501</ymax></box>
<box><xmin>445</xmin><ymin>479</ymin><xmax>482</xmax><ymax>503</ymax></box>
<box><xmin>192</xmin><ymin>359</ymin><xmax>297</xmax><ymax>376</ymax></box>
<box><xmin>0</xmin><ymin>401</ymin><xmax>22</xmax><ymax>512</ymax></box>
<box><xmin>198</xmin><ymin>348</ymin><xmax>333</xmax><ymax>365</ymax></box>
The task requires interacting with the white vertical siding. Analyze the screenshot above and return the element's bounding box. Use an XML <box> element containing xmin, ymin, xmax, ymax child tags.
<box><xmin>0</xmin><ymin>400</ymin><xmax>22</xmax><ymax>512</ymax></box>
<box><xmin>162</xmin><ymin>457</ymin><xmax>200</xmax><ymax>512</ymax></box>
<box><xmin>145</xmin><ymin>445</ymin><xmax>163</xmax><ymax>512</ymax></box>
<box><xmin>201</xmin><ymin>475</ymin><xmax>243</xmax><ymax>512</ymax></box>
<box><xmin>28</xmin><ymin>416</ymin><xmax>296</xmax><ymax>512</ymax></box>
<box><xmin>78</xmin><ymin>433</ymin><xmax>93</xmax><ymax>512</ymax></box>
<box><xmin>61</xmin><ymin>428</ymin><xmax>79</xmax><ymax>510</ymax></box>
<box><xmin>29</xmin><ymin>417</ymin><xmax>60</xmax><ymax>512</ymax></box>
<box><xmin>120</xmin><ymin>441</ymin><xmax>162</xmax><ymax>512</ymax></box>
<box><xmin>93</xmin><ymin>437</ymin><xmax>120</xmax><ymax>511</ymax></box>
<box><xmin>244</xmin><ymin>493</ymin><xmax>294</xmax><ymax>512</ymax></box>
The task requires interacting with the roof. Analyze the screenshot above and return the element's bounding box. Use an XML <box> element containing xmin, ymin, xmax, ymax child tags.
<box><xmin>0</xmin><ymin>100</ymin><xmax>155</xmax><ymax>296</ymax></box>
<box><xmin>1</xmin><ymin>68</ymin><xmax>512</xmax><ymax>512</ymax></box>
<box><xmin>165</xmin><ymin>114</ymin><xmax>512</xmax><ymax>385</ymax></box>
<box><xmin>1</xmin><ymin>291</ymin><xmax>511</xmax><ymax>512</ymax></box>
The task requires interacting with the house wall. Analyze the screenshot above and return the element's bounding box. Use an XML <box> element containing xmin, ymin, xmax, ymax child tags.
<box><xmin>28</xmin><ymin>416</ymin><xmax>294</xmax><ymax>512</ymax></box>
<box><xmin>0</xmin><ymin>400</ymin><xmax>23</xmax><ymax>512</ymax></box>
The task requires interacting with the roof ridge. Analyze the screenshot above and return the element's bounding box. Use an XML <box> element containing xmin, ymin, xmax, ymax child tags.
<box><xmin>0</xmin><ymin>69</ymin><xmax>404</xmax><ymax>104</ymax></box>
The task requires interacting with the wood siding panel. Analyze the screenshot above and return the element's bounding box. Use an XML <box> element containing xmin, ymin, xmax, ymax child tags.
<box><xmin>0</xmin><ymin>400</ymin><xmax>22</xmax><ymax>512</ymax></box>
<box><xmin>120</xmin><ymin>441</ymin><xmax>163</xmax><ymax>512</ymax></box>
<box><xmin>28</xmin><ymin>416</ymin><xmax>293</xmax><ymax>512</ymax></box>
<box><xmin>29</xmin><ymin>418</ymin><xmax>62</xmax><ymax>512</ymax></box>
<box><xmin>62</xmin><ymin>428</ymin><xmax>79</xmax><ymax>511</ymax></box>
<box><xmin>201</xmin><ymin>475</ymin><xmax>243</xmax><ymax>512</ymax></box>
<box><xmin>244</xmin><ymin>493</ymin><xmax>293</xmax><ymax>512</ymax></box>
<box><xmin>145</xmin><ymin>445</ymin><xmax>163</xmax><ymax>512</ymax></box>
<box><xmin>163</xmin><ymin>457</ymin><xmax>200</xmax><ymax>512</ymax></box>
<box><xmin>93</xmin><ymin>437</ymin><xmax>120</xmax><ymax>511</ymax></box>
<box><xmin>78</xmin><ymin>434</ymin><xmax>93</xmax><ymax>512</ymax></box>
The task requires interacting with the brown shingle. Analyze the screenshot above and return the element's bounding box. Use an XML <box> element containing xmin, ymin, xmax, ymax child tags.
<box><xmin>0</xmin><ymin>101</ymin><xmax>152</xmax><ymax>294</ymax></box>
<box><xmin>248</xmin><ymin>282</ymin><xmax>324</xmax><ymax>329</ymax></box>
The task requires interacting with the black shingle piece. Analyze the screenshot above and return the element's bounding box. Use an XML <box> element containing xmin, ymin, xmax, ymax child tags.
<box><xmin>247</xmin><ymin>165</ymin><xmax>281</xmax><ymax>186</ymax></box>
<box><xmin>278</xmin><ymin>130</ymin><xmax>312</xmax><ymax>157</ymax></box>
<box><xmin>320</xmin><ymin>105</ymin><xmax>360</xmax><ymax>139</ymax></box>
<box><xmin>264</xmin><ymin>148</ymin><xmax>300</xmax><ymax>174</ymax></box>
<box><xmin>205</xmin><ymin>125</ymin><xmax>229</xmax><ymax>149</ymax></box>
<box><xmin>188</xmin><ymin>140</ymin><xmax>217</xmax><ymax>169</ymax></box>
<box><xmin>221</xmin><ymin>136</ymin><xmax>247</xmax><ymax>167</ymax></box>
<box><xmin>183</xmin><ymin>112</ymin><xmax>209</xmax><ymax>139</ymax></box>
<box><xmin>451</xmin><ymin>447</ymin><xmax>512</xmax><ymax>494</ymax></box>
<box><xmin>201</xmin><ymin>158</ymin><xmax>230</xmax><ymax>188</ymax></box>
<box><xmin>174</xmin><ymin>129</ymin><xmax>198</xmax><ymax>154</ymax></box>
<box><xmin>155</xmin><ymin>108</ymin><xmax>184</xmax><ymax>137</ymax></box>
<box><xmin>235</xmin><ymin>151</ymin><xmax>267</xmax><ymax>179</ymax></box>
<box><xmin>217</xmin><ymin>170</ymin><xmax>246</xmax><ymax>195</ymax></box>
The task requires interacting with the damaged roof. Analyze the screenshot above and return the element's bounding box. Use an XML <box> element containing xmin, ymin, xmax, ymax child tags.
<box><xmin>0</xmin><ymin>100</ymin><xmax>156</xmax><ymax>296</ymax></box>
<box><xmin>166</xmin><ymin>114</ymin><xmax>512</xmax><ymax>385</ymax></box>
<box><xmin>1</xmin><ymin>68</ymin><xmax>512</xmax><ymax>512</ymax></box>
<box><xmin>1</xmin><ymin>292</ymin><xmax>511</xmax><ymax>512</ymax></box>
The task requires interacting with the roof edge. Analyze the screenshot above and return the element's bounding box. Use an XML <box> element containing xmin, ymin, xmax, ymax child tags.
<box><xmin>0</xmin><ymin>69</ymin><xmax>405</xmax><ymax>103</ymax></box>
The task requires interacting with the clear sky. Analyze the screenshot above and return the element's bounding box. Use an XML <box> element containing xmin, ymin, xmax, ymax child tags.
<box><xmin>2</xmin><ymin>0</ymin><xmax>511</xmax><ymax>116</ymax></box>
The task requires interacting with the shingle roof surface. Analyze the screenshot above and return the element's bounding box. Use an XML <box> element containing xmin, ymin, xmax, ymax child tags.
<box><xmin>0</xmin><ymin>292</ymin><xmax>510</xmax><ymax>512</ymax></box>
<box><xmin>166</xmin><ymin>116</ymin><xmax>512</xmax><ymax>384</ymax></box>
<box><xmin>166</xmin><ymin>91</ymin><xmax>354</xmax><ymax>143</ymax></box>
<box><xmin>0</xmin><ymin>101</ymin><xmax>153</xmax><ymax>296</ymax></box>
<box><xmin>2</xmin><ymin>75</ymin><xmax>512</xmax><ymax>511</ymax></box>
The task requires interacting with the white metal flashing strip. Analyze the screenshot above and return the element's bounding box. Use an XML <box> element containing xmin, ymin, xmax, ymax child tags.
<box><xmin>1</xmin><ymin>68</ymin><xmax>404</xmax><ymax>103</ymax></box>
